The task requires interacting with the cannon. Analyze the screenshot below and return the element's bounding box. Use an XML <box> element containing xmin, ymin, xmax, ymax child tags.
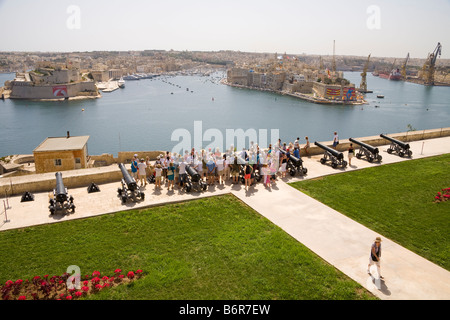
<box><xmin>184</xmin><ymin>164</ymin><xmax>207</xmax><ymax>192</ymax></box>
<box><xmin>314</xmin><ymin>141</ymin><xmax>347</xmax><ymax>168</ymax></box>
<box><xmin>48</xmin><ymin>172</ymin><xmax>75</xmax><ymax>215</ymax></box>
<box><xmin>279</xmin><ymin>149</ymin><xmax>308</xmax><ymax>176</ymax></box>
<box><xmin>117</xmin><ymin>163</ymin><xmax>145</xmax><ymax>204</ymax></box>
<box><xmin>380</xmin><ymin>134</ymin><xmax>412</xmax><ymax>157</ymax></box>
<box><xmin>349</xmin><ymin>138</ymin><xmax>382</xmax><ymax>163</ymax></box>
<box><xmin>237</xmin><ymin>156</ymin><xmax>261</xmax><ymax>185</ymax></box>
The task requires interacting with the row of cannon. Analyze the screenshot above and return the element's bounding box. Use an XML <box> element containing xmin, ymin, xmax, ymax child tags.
<box><xmin>43</xmin><ymin>133</ymin><xmax>412</xmax><ymax>214</ymax></box>
<box><xmin>314</xmin><ymin>134</ymin><xmax>412</xmax><ymax>169</ymax></box>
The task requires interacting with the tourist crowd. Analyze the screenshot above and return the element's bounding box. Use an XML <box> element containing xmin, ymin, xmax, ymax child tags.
<box><xmin>129</xmin><ymin>137</ymin><xmax>311</xmax><ymax>191</ymax></box>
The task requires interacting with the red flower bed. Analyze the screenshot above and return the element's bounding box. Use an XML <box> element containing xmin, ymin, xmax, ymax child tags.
<box><xmin>1</xmin><ymin>269</ymin><xmax>144</xmax><ymax>300</ymax></box>
<box><xmin>434</xmin><ymin>187</ymin><xmax>450</xmax><ymax>203</ymax></box>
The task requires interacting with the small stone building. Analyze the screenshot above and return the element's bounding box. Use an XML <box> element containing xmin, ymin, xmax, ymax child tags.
<box><xmin>33</xmin><ymin>134</ymin><xmax>90</xmax><ymax>174</ymax></box>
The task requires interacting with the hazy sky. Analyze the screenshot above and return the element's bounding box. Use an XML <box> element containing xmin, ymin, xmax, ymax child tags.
<box><xmin>0</xmin><ymin>0</ymin><xmax>449</xmax><ymax>59</ymax></box>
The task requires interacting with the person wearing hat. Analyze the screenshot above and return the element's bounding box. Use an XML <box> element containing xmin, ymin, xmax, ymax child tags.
<box><xmin>137</xmin><ymin>158</ymin><xmax>147</xmax><ymax>187</ymax></box>
<box><xmin>367</xmin><ymin>237</ymin><xmax>384</xmax><ymax>280</ymax></box>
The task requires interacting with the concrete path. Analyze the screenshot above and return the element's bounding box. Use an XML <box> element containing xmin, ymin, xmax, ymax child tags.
<box><xmin>230</xmin><ymin>136</ymin><xmax>450</xmax><ymax>300</ymax></box>
<box><xmin>1</xmin><ymin>137</ymin><xmax>450</xmax><ymax>299</ymax></box>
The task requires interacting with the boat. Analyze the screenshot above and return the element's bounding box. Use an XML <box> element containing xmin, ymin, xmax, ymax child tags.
<box><xmin>377</xmin><ymin>95</ymin><xmax>384</xmax><ymax>98</ymax></box>
<box><xmin>388</xmin><ymin>68</ymin><xmax>402</xmax><ymax>80</ymax></box>
<box><xmin>118</xmin><ymin>77</ymin><xmax>125</xmax><ymax>88</ymax></box>
<box><xmin>372</xmin><ymin>71</ymin><xmax>379</xmax><ymax>77</ymax></box>
<box><xmin>379</xmin><ymin>68</ymin><xmax>402</xmax><ymax>81</ymax></box>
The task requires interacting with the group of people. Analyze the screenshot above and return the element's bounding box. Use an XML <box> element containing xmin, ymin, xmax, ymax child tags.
<box><xmin>127</xmin><ymin>136</ymin><xmax>312</xmax><ymax>192</ymax></box>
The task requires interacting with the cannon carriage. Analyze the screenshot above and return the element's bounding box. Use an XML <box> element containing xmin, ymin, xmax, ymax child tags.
<box><xmin>184</xmin><ymin>164</ymin><xmax>207</xmax><ymax>192</ymax></box>
<box><xmin>349</xmin><ymin>138</ymin><xmax>382</xmax><ymax>163</ymax></box>
<box><xmin>279</xmin><ymin>149</ymin><xmax>308</xmax><ymax>176</ymax></box>
<box><xmin>48</xmin><ymin>172</ymin><xmax>75</xmax><ymax>215</ymax></box>
<box><xmin>117</xmin><ymin>163</ymin><xmax>145</xmax><ymax>204</ymax></box>
<box><xmin>315</xmin><ymin>141</ymin><xmax>347</xmax><ymax>168</ymax></box>
<box><xmin>380</xmin><ymin>134</ymin><xmax>412</xmax><ymax>158</ymax></box>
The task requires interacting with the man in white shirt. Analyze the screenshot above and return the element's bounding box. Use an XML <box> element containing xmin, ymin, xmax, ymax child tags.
<box><xmin>178</xmin><ymin>160</ymin><xmax>187</xmax><ymax>187</ymax></box>
<box><xmin>137</xmin><ymin>158</ymin><xmax>147</xmax><ymax>187</ymax></box>
<box><xmin>333</xmin><ymin>132</ymin><xmax>339</xmax><ymax>149</ymax></box>
<box><xmin>294</xmin><ymin>137</ymin><xmax>300</xmax><ymax>150</ymax></box>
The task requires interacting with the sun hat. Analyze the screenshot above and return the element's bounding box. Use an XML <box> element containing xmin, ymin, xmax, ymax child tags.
<box><xmin>375</xmin><ymin>237</ymin><xmax>382</xmax><ymax>243</ymax></box>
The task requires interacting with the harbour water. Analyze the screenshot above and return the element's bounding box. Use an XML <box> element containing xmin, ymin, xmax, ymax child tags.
<box><xmin>0</xmin><ymin>71</ymin><xmax>449</xmax><ymax>157</ymax></box>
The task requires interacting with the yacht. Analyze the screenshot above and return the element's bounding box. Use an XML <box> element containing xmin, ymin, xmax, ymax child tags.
<box><xmin>118</xmin><ymin>77</ymin><xmax>125</xmax><ymax>88</ymax></box>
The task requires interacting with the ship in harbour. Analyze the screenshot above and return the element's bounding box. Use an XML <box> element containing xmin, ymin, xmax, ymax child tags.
<box><xmin>379</xmin><ymin>68</ymin><xmax>402</xmax><ymax>81</ymax></box>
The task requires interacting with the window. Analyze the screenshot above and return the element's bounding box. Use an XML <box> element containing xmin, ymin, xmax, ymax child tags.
<box><xmin>75</xmin><ymin>158</ymin><xmax>81</xmax><ymax>164</ymax></box>
<box><xmin>54</xmin><ymin>159</ymin><xmax>62</xmax><ymax>166</ymax></box>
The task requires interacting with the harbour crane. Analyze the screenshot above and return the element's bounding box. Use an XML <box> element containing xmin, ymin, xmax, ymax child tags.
<box><xmin>359</xmin><ymin>54</ymin><xmax>371</xmax><ymax>93</ymax></box>
<box><xmin>421</xmin><ymin>42</ymin><xmax>442</xmax><ymax>85</ymax></box>
<box><xmin>401</xmin><ymin>53</ymin><xmax>409</xmax><ymax>79</ymax></box>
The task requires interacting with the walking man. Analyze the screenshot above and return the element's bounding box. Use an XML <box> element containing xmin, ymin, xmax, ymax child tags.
<box><xmin>367</xmin><ymin>237</ymin><xmax>384</xmax><ymax>280</ymax></box>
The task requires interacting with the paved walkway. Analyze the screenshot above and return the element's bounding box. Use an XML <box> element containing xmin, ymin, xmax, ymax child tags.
<box><xmin>1</xmin><ymin>137</ymin><xmax>450</xmax><ymax>299</ymax></box>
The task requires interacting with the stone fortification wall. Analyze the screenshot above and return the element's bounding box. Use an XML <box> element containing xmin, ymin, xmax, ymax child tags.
<box><xmin>10</xmin><ymin>81</ymin><xmax>98</xmax><ymax>100</ymax></box>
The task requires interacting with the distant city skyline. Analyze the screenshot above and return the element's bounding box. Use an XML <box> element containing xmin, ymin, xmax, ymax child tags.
<box><xmin>0</xmin><ymin>0</ymin><xmax>449</xmax><ymax>59</ymax></box>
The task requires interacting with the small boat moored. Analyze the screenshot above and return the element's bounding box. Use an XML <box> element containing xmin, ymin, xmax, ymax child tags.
<box><xmin>118</xmin><ymin>77</ymin><xmax>125</xmax><ymax>88</ymax></box>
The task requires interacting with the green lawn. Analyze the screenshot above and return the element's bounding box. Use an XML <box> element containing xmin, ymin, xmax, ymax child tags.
<box><xmin>0</xmin><ymin>195</ymin><xmax>375</xmax><ymax>300</ymax></box>
<box><xmin>290</xmin><ymin>154</ymin><xmax>450</xmax><ymax>271</ymax></box>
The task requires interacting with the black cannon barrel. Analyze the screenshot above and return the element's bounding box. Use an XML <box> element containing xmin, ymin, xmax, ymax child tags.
<box><xmin>314</xmin><ymin>141</ymin><xmax>344</xmax><ymax>160</ymax></box>
<box><xmin>186</xmin><ymin>164</ymin><xmax>201</xmax><ymax>182</ymax></box>
<box><xmin>349</xmin><ymin>138</ymin><xmax>379</xmax><ymax>155</ymax></box>
<box><xmin>279</xmin><ymin>148</ymin><xmax>302</xmax><ymax>166</ymax></box>
<box><xmin>119</xmin><ymin>163</ymin><xmax>137</xmax><ymax>189</ymax></box>
<box><xmin>380</xmin><ymin>134</ymin><xmax>410</xmax><ymax>150</ymax></box>
<box><xmin>278</xmin><ymin>148</ymin><xmax>288</xmax><ymax>158</ymax></box>
<box><xmin>55</xmin><ymin>172</ymin><xmax>67</xmax><ymax>202</ymax></box>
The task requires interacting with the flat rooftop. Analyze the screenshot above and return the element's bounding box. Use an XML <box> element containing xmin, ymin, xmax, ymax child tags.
<box><xmin>33</xmin><ymin>135</ymin><xmax>90</xmax><ymax>152</ymax></box>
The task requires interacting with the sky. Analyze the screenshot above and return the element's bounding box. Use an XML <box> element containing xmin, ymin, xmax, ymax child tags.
<box><xmin>0</xmin><ymin>0</ymin><xmax>449</xmax><ymax>59</ymax></box>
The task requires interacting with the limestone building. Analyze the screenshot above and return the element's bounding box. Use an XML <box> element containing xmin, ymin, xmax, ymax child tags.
<box><xmin>33</xmin><ymin>134</ymin><xmax>90</xmax><ymax>174</ymax></box>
